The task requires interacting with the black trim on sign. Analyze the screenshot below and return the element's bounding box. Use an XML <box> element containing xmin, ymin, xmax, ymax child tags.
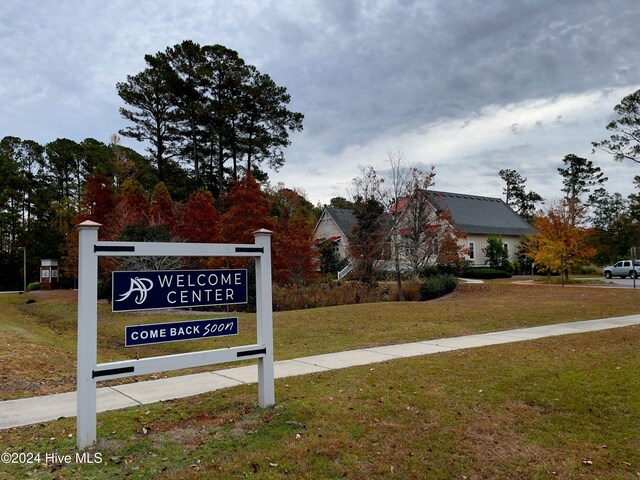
<box><xmin>235</xmin><ymin>247</ymin><xmax>264</xmax><ymax>253</ymax></box>
<box><xmin>92</xmin><ymin>366</ymin><xmax>135</xmax><ymax>378</ymax></box>
<box><xmin>94</xmin><ymin>245</ymin><xmax>135</xmax><ymax>253</ymax></box>
<box><xmin>237</xmin><ymin>348</ymin><xmax>267</xmax><ymax>358</ymax></box>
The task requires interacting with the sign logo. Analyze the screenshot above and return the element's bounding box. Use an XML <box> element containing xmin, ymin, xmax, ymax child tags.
<box><xmin>116</xmin><ymin>277</ymin><xmax>154</xmax><ymax>305</ymax></box>
<box><xmin>112</xmin><ymin>269</ymin><xmax>248</xmax><ymax>312</ymax></box>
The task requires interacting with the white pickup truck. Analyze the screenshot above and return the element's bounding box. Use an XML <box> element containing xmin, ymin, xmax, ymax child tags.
<box><xmin>603</xmin><ymin>260</ymin><xmax>640</xmax><ymax>279</ymax></box>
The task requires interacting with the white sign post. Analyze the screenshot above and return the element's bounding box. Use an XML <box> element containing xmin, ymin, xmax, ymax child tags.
<box><xmin>76</xmin><ymin>221</ymin><xmax>274</xmax><ymax>449</ymax></box>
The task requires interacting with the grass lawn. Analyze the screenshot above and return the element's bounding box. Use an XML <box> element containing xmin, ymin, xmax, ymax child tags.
<box><xmin>1</xmin><ymin>283</ymin><xmax>640</xmax><ymax>478</ymax></box>
<box><xmin>1</xmin><ymin>282</ymin><xmax>640</xmax><ymax>399</ymax></box>
<box><xmin>1</xmin><ymin>325</ymin><xmax>639</xmax><ymax>479</ymax></box>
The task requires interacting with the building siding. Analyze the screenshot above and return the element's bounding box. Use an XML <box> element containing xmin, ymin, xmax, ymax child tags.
<box><xmin>464</xmin><ymin>234</ymin><xmax>522</xmax><ymax>266</ymax></box>
<box><xmin>313</xmin><ymin>212</ymin><xmax>351</xmax><ymax>259</ymax></box>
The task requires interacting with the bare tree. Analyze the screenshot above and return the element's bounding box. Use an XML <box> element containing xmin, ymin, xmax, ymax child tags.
<box><xmin>348</xmin><ymin>166</ymin><xmax>387</xmax><ymax>284</ymax></box>
<box><xmin>385</xmin><ymin>150</ymin><xmax>415</xmax><ymax>300</ymax></box>
<box><xmin>384</xmin><ymin>154</ymin><xmax>463</xmax><ymax>278</ymax></box>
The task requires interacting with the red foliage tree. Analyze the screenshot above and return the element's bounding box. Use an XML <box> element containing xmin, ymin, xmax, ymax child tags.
<box><xmin>269</xmin><ymin>187</ymin><xmax>318</xmax><ymax>284</ymax></box>
<box><xmin>178</xmin><ymin>189</ymin><xmax>221</xmax><ymax>243</ymax></box>
<box><xmin>60</xmin><ymin>173</ymin><xmax>116</xmax><ymax>284</ymax></box>
<box><xmin>149</xmin><ymin>181</ymin><xmax>176</xmax><ymax>232</ymax></box>
<box><xmin>272</xmin><ymin>214</ymin><xmax>318</xmax><ymax>284</ymax></box>
<box><xmin>219</xmin><ymin>175</ymin><xmax>274</xmax><ymax>243</ymax></box>
<box><xmin>80</xmin><ymin>173</ymin><xmax>116</xmax><ymax>225</ymax></box>
<box><xmin>103</xmin><ymin>180</ymin><xmax>149</xmax><ymax>241</ymax></box>
<box><xmin>217</xmin><ymin>174</ymin><xmax>274</xmax><ymax>269</ymax></box>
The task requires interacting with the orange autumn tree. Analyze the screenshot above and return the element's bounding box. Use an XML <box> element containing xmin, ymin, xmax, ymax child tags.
<box><xmin>524</xmin><ymin>199</ymin><xmax>595</xmax><ymax>284</ymax></box>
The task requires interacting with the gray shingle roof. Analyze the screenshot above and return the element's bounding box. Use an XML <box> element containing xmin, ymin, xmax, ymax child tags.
<box><xmin>326</xmin><ymin>208</ymin><xmax>358</xmax><ymax>239</ymax></box>
<box><xmin>427</xmin><ymin>190</ymin><xmax>535</xmax><ymax>236</ymax></box>
<box><xmin>322</xmin><ymin>191</ymin><xmax>534</xmax><ymax>239</ymax></box>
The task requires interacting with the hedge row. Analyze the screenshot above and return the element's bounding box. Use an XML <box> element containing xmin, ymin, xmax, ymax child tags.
<box><xmin>461</xmin><ymin>268</ymin><xmax>512</xmax><ymax>279</ymax></box>
<box><xmin>419</xmin><ymin>275</ymin><xmax>458</xmax><ymax>300</ymax></box>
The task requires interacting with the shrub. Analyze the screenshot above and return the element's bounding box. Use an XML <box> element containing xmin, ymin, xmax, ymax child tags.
<box><xmin>575</xmin><ymin>264</ymin><xmax>600</xmax><ymax>275</ymax></box>
<box><xmin>402</xmin><ymin>279</ymin><xmax>422</xmax><ymax>301</ymax></box>
<box><xmin>483</xmin><ymin>235</ymin><xmax>511</xmax><ymax>271</ymax></box>
<box><xmin>97</xmin><ymin>277</ymin><xmax>112</xmax><ymax>301</ymax></box>
<box><xmin>272</xmin><ymin>281</ymin><xmax>388</xmax><ymax>311</ymax></box>
<box><xmin>461</xmin><ymin>268</ymin><xmax>512</xmax><ymax>279</ymax></box>
<box><xmin>421</xmin><ymin>263</ymin><xmax>465</xmax><ymax>278</ymax></box>
<box><xmin>390</xmin><ymin>279</ymin><xmax>422</xmax><ymax>301</ymax></box>
<box><xmin>419</xmin><ymin>275</ymin><xmax>458</xmax><ymax>300</ymax></box>
<box><xmin>27</xmin><ymin>282</ymin><xmax>40</xmax><ymax>292</ymax></box>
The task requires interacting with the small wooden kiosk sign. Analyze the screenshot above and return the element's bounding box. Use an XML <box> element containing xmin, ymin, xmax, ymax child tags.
<box><xmin>76</xmin><ymin>221</ymin><xmax>274</xmax><ymax>449</ymax></box>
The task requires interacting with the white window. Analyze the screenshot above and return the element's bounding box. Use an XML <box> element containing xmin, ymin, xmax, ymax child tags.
<box><xmin>468</xmin><ymin>242</ymin><xmax>475</xmax><ymax>260</ymax></box>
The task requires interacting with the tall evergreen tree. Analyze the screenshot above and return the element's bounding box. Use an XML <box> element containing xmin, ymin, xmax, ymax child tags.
<box><xmin>592</xmin><ymin>89</ymin><xmax>640</xmax><ymax>163</ymax></box>
<box><xmin>499</xmin><ymin>169</ymin><xmax>526</xmax><ymax>207</ymax></box>
<box><xmin>558</xmin><ymin>154</ymin><xmax>607</xmax><ymax>204</ymax></box>
<box><xmin>117</xmin><ymin>41</ymin><xmax>303</xmax><ymax>197</ymax></box>
<box><xmin>498</xmin><ymin>168</ymin><xmax>542</xmax><ymax>222</ymax></box>
<box><xmin>117</xmin><ymin>57</ymin><xmax>180</xmax><ymax>183</ymax></box>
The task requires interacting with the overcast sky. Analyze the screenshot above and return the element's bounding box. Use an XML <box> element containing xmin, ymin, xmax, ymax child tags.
<box><xmin>1</xmin><ymin>0</ymin><xmax>639</xmax><ymax>206</ymax></box>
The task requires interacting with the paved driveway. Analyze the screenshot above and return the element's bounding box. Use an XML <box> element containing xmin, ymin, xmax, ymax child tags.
<box><xmin>591</xmin><ymin>277</ymin><xmax>640</xmax><ymax>289</ymax></box>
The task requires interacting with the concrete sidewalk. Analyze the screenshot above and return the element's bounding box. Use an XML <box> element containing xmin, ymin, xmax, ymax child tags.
<box><xmin>2</xmin><ymin>314</ymin><xmax>640</xmax><ymax>430</ymax></box>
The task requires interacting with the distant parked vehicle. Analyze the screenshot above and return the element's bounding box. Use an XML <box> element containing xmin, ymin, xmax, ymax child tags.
<box><xmin>603</xmin><ymin>260</ymin><xmax>640</xmax><ymax>279</ymax></box>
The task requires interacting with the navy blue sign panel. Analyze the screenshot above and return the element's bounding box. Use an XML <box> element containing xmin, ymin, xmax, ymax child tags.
<box><xmin>125</xmin><ymin>317</ymin><xmax>239</xmax><ymax>347</ymax></box>
<box><xmin>112</xmin><ymin>269</ymin><xmax>248</xmax><ymax>312</ymax></box>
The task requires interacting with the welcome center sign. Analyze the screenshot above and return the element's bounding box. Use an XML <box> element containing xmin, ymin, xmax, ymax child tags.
<box><xmin>77</xmin><ymin>224</ymin><xmax>275</xmax><ymax>450</ymax></box>
<box><xmin>112</xmin><ymin>269</ymin><xmax>248</xmax><ymax>312</ymax></box>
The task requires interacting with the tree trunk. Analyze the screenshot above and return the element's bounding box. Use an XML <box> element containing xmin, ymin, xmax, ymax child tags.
<box><xmin>394</xmin><ymin>241</ymin><xmax>405</xmax><ymax>301</ymax></box>
<box><xmin>217</xmin><ymin>138</ymin><xmax>225</xmax><ymax>195</ymax></box>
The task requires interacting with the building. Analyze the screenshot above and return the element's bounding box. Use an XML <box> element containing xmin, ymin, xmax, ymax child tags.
<box><xmin>312</xmin><ymin>207</ymin><xmax>357</xmax><ymax>259</ymax></box>
<box><xmin>312</xmin><ymin>191</ymin><xmax>534</xmax><ymax>269</ymax></box>
<box><xmin>423</xmin><ymin>191</ymin><xmax>535</xmax><ymax>266</ymax></box>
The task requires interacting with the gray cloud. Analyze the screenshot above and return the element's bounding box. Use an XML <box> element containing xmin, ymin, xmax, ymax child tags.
<box><xmin>0</xmin><ymin>0</ymin><xmax>638</xmax><ymax>202</ymax></box>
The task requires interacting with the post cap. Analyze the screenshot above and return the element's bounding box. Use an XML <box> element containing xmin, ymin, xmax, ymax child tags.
<box><xmin>77</xmin><ymin>220</ymin><xmax>102</xmax><ymax>229</ymax></box>
<box><xmin>253</xmin><ymin>228</ymin><xmax>273</xmax><ymax>236</ymax></box>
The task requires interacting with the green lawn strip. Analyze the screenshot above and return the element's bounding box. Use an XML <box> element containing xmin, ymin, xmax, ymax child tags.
<box><xmin>0</xmin><ymin>295</ymin><xmax>78</xmax><ymax>399</ymax></box>
<box><xmin>2</xmin><ymin>283</ymin><xmax>640</xmax><ymax>399</ymax></box>
<box><xmin>1</xmin><ymin>327</ymin><xmax>638</xmax><ymax>479</ymax></box>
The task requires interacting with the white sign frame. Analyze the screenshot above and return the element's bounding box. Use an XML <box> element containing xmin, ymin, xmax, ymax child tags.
<box><xmin>76</xmin><ymin>221</ymin><xmax>274</xmax><ymax>449</ymax></box>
